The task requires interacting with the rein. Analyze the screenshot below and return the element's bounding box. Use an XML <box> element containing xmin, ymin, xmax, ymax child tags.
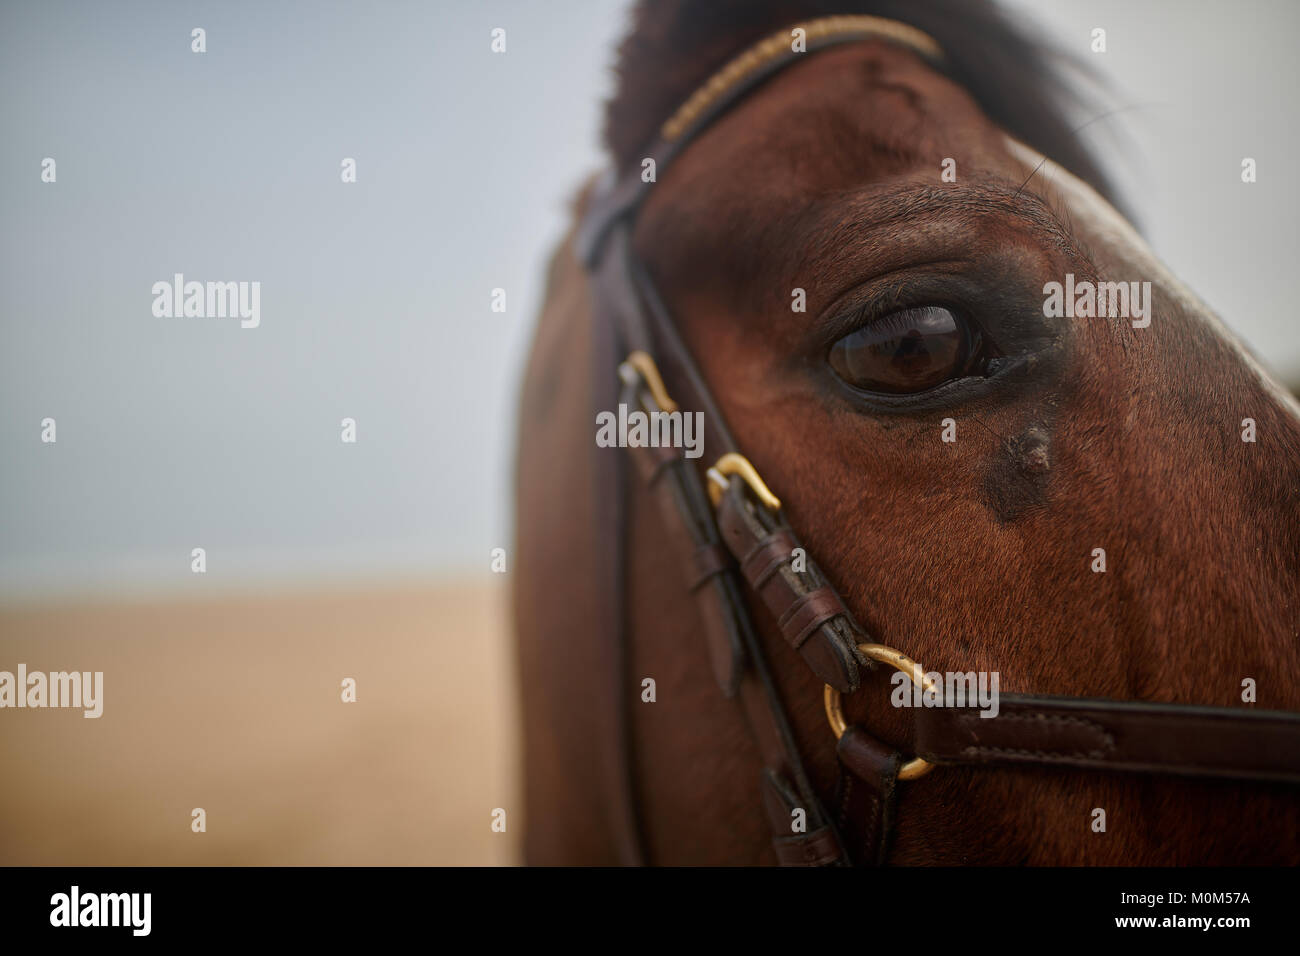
<box><xmin>579</xmin><ymin>14</ymin><xmax>1300</xmax><ymax>867</ymax></box>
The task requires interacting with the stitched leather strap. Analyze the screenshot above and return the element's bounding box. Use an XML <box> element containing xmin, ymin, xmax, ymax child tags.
<box><xmin>689</xmin><ymin>542</ymin><xmax>734</xmax><ymax>592</ymax></box>
<box><xmin>624</xmin><ymin>441</ymin><xmax>748</xmax><ymax>696</ymax></box>
<box><xmin>761</xmin><ymin>769</ymin><xmax>845</xmax><ymax>866</ymax></box>
<box><xmin>716</xmin><ymin>479</ymin><xmax>865</xmax><ymax>692</ymax></box>
<box><xmin>740</xmin><ymin>529</ymin><xmax>800</xmax><ymax>588</ymax></box>
<box><xmin>595</xmin><ymin>221</ymin><xmax>848</xmax><ymax>864</ymax></box>
<box><xmin>834</xmin><ymin>726</ymin><xmax>903</xmax><ymax>866</ymax></box>
<box><xmin>779</xmin><ymin>587</ymin><xmax>850</xmax><ymax>650</ymax></box>
<box><xmin>772</xmin><ymin>827</ymin><xmax>844</xmax><ymax>866</ymax></box>
<box><xmin>915</xmin><ymin>694</ymin><xmax>1300</xmax><ymax>784</ymax></box>
<box><xmin>576</xmin><ymin>15</ymin><xmax>944</xmax><ymax>266</ymax></box>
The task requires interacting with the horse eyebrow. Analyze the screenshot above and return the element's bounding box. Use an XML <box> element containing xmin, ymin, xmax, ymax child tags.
<box><xmin>788</xmin><ymin>179</ymin><xmax>1083</xmax><ymax>286</ymax></box>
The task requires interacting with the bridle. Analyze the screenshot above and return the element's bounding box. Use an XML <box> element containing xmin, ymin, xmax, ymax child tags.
<box><xmin>577</xmin><ymin>15</ymin><xmax>1300</xmax><ymax>866</ymax></box>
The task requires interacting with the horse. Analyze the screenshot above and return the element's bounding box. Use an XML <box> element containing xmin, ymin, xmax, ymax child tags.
<box><xmin>512</xmin><ymin>0</ymin><xmax>1300</xmax><ymax>865</ymax></box>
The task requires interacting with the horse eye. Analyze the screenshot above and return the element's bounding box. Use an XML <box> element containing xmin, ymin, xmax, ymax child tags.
<box><xmin>828</xmin><ymin>305</ymin><xmax>976</xmax><ymax>394</ymax></box>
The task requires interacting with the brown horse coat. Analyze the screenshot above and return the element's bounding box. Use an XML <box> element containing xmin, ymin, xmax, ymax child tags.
<box><xmin>514</xmin><ymin>1</ymin><xmax>1300</xmax><ymax>865</ymax></box>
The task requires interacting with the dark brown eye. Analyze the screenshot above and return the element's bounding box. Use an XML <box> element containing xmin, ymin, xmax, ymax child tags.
<box><xmin>828</xmin><ymin>305</ymin><xmax>976</xmax><ymax>394</ymax></box>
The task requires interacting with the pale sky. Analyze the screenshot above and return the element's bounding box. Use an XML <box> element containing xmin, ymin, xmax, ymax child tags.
<box><xmin>2</xmin><ymin>0</ymin><xmax>1295</xmax><ymax>600</ymax></box>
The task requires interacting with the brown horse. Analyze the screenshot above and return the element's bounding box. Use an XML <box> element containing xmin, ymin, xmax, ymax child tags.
<box><xmin>513</xmin><ymin>0</ymin><xmax>1300</xmax><ymax>865</ymax></box>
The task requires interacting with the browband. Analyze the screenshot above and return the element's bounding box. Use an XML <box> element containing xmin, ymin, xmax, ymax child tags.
<box><xmin>576</xmin><ymin>14</ymin><xmax>945</xmax><ymax>266</ymax></box>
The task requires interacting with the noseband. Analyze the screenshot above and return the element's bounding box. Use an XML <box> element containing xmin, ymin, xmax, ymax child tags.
<box><xmin>579</xmin><ymin>15</ymin><xmax>1300</xmax><ymax>866</ymax></box>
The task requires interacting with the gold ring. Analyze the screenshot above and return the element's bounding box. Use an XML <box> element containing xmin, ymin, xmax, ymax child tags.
<box><xmin>823</xmin><ymin>643</ymin><xmax>936</xmax><ymax>781</ymax></box>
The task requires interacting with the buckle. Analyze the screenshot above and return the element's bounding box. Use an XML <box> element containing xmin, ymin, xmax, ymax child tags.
<box><xmin>617</xmin><ymin>350</ymin><xmax>678</xmax><ymax>414</ymax></box>
<box><xmin>706</xmin><ymin>453</ymin><xmax>782</xmax><ymax>511</ymax></box>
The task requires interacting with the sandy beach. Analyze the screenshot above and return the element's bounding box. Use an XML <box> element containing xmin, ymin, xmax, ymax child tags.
<box><xmin>0</xmin><ymin>577</ymin><xmax>520</xmax><ymax>866</ymax></box>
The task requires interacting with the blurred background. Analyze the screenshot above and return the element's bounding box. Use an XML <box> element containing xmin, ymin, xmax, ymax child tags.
<box><xmin>1</xmin><ymin>0</ymin><xmax>1296</xmax><ymax>864</ymax></box>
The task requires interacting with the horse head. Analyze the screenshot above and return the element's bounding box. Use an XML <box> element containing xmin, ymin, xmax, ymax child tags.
<box><xmin>515</xmin><ymin>0</ymin><xmax>1300</xmax><ymax>865</ymax></box>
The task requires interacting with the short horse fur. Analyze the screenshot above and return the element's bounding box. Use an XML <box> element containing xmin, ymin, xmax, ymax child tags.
<box><xmin>513</xmin><ymin>0</ymin><xmax>1300</xmax><ymax>865</ymax></box>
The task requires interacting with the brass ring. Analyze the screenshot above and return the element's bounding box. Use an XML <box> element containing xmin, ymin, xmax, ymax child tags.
<box><xmin>823</xmin><ymin>643</ymin><xmax>936</xmax><ymax>781</ymax></box>
<box><xmin>706</xmin><ymin>453</ymin><xmax>782</xmax><ymax>510</ymax></box>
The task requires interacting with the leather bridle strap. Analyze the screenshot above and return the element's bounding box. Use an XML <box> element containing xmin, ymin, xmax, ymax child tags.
<box><xmin>915</xmin><ymin>694</ymin><xmax>1300</xmax><ymax>784</ymax></box>
<box><xmin>595</xmin><ymin>220</ymin><xmax>856</xmax><ymax>864</ymax></box>
<box><xmin>576</xmin><ymin>14</ymin><xmax>944</xmax><ymax>266</ymax></box>
<box><xmin>582</xmin><ymin>14</ymin><xmax>947</xmax><ymax>868</ymax></box>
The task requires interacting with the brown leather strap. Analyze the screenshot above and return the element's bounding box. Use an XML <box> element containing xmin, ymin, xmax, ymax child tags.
<box><xmin>761</xmin><ymin>769</ymin><xmax>845</xmax><ymax>867</ymax></box>
<box><xmin>740</xmin><ymin>529</ymin><xmax>800</xmax><ymax>588</ymax></box>
<box><xmin>716</xmin><ymin>478</ymin><xmax>865</xmax><ymax>692</ymax></box>
<box><xmin>595</xmin><ymin>222</ymin><xmax>848</xmax><ymax>864</ymax></box>
<box><xmin>779</xmin><ymin>587</ymin><xmax>850</xmax><ymax>650</ymax></box>
<box><xmin>689</xmin><ymin>542</ymin><xmax>733</xmax><ymax>592</ymax></box>
<box><xmin>915</xmin><ymin>694</ymin><xmax>1300</xmax><ymax>784</ymax></box>
<box><xmin>834</xmin><ymin>726</ymin><xmax>903</xmax><ymax>866</ymax></box>
<box><xmin>772</xmin><ymin>827</ymin><xmax>844</xmax><ymax>867</ymax></box>
<box><xmin>575</xmin><ymin>18</ymin><xmax>944</xmax><ymax>266</ymax></box>
<box><xmin>622</xmin><ymin>420</ymin><xmax>850</xmax><ymax>862</ymax></box>
<box><xmin>624</xmin><ymin>438</ymin><xmax>748</xmax><ymax>696</ymax></box>
<box><xmin>613</xmin><ymin>275</ymin><xmax>746</xmax><ymax>696</ymax></box>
